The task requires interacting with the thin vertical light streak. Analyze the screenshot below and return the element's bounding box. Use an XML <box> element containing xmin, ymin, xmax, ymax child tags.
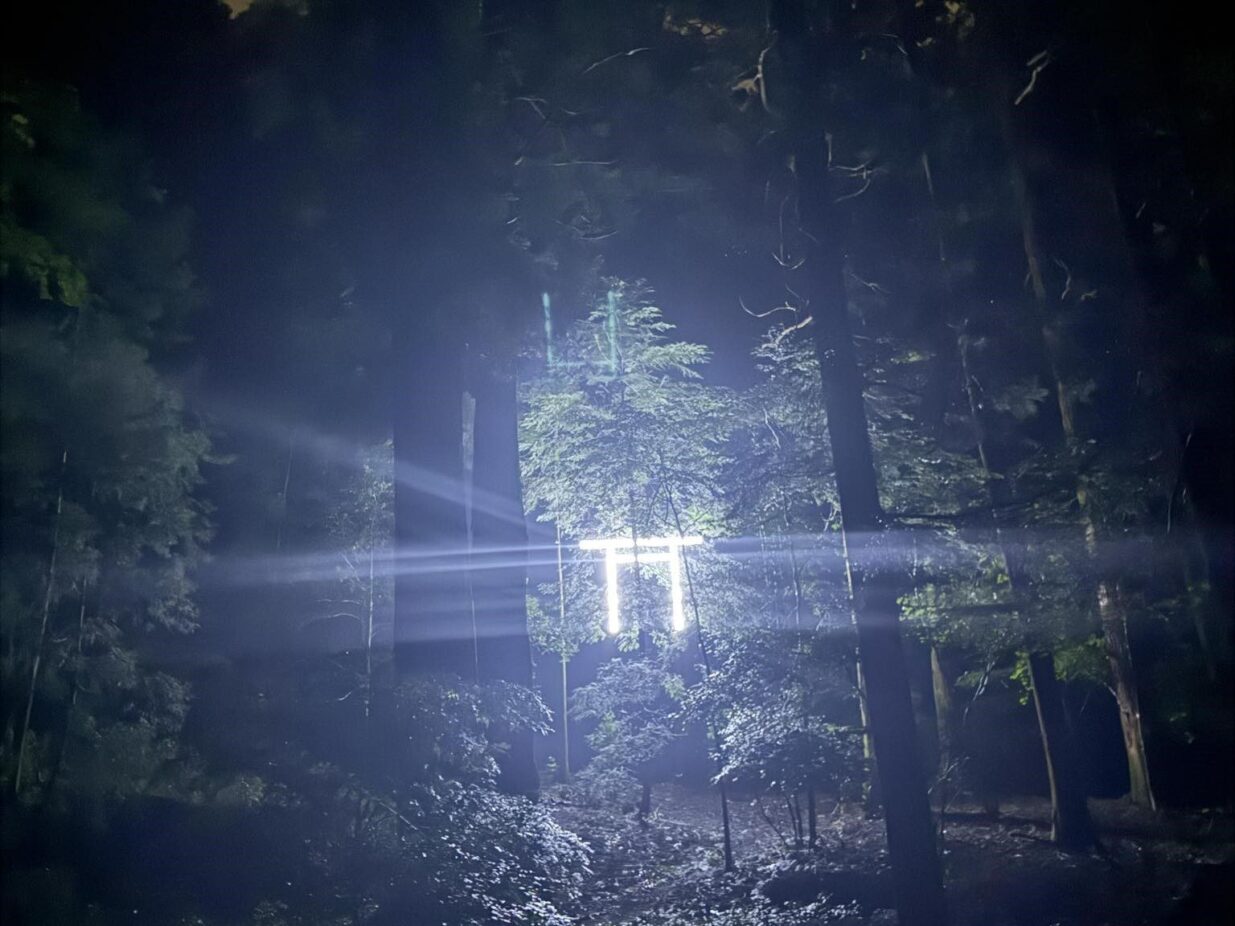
<box><xmin>605</xmin><ymin>545</ymin><xmax>621</xmax><ymax>634</ymax></box>
<box><xmin>668</xmin><ymin>545</ymin><xmax>686</xmax><ymax>631</ymax></box>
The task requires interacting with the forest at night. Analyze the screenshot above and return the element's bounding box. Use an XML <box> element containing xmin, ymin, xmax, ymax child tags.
<box><xmin>1</xmin><ymin>2</ymin><xmax>1232</xmax><ymax>924</ymax></box>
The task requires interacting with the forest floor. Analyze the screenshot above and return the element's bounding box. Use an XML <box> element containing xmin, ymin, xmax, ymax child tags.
<box><xmin>545</xmin><ymin>784</ymin><xmax>1235</xmax><ymax>925</ymax></box>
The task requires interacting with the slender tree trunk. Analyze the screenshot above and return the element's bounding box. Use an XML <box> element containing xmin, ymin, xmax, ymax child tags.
<box><xmin>45</xmin><ymin>594</ymin><xmax>88</xmax><ymax>800</ymax></box>
<box><xmin>789</xmin><ymin>793</ymin><xmax>804</xmax><ymax>849</ymax></box>
<box><xmin>275</xmin><ymin>430</ymin><xmax>295</xmax><ymax>553</ymax></box>
<box><xmin>1164</xmin><ymin>467</ymin><xmax>1219</xmax><ymax>678</ymax></box>
<box><xmin>667</xmin><ymin>490</ymin><xmax>735</xmax><ymax>871</ymax></box>
<box><xmin>784</xmin><ymin>507</ymin><xmax>805</xmax><ymax>632</ymax></box>
<box><xmin>807</xmin><ymin>785</ymin><xmax>818</xmax><ymax>849</ymax></box>
<box><xmin>365</xmin><ymin>545</ymin><xmax>375</xmax><ymax>720</ymax></box>
<box><xmin>1000</xmin><ymin>60</ymin><xmax>1161</xmax><ymax>810</ymax></box>
<box><xmin>842</xmin><ymin>521</ymin><xmax>879</xmax><ymax>810</ymax></box>
<box><xmin>1027</xmin><ymin>652</ymin><xmax>1098</xmax><ymax>848</ymax></box>
<box><xmin>1097</xmin><ymin>582</ymin><xmax>1154</xmax><ymax>808</ymax></box>
<box><xmin>555</xmin><ymin>525</ymin><xmax>571</xmax><ymax>781</ymax></box>
<box><xmin>1180</xmin><ymin>540</ymin><xmax>1218</xmax><ymax>682</ymax></box>
<box><xmin>930</xmin><ymin>646</ymin><xmax>955</xmax><ymax>774</ymax></box>
<box><xmin>929</xmin><ymin>644</ymin><xmax>960</xmax><ymax>825</ymax></box>
<box><xmin>1016</xmin><ymin>163</ymin><xmax>1157</xmax><ymax>810</ymax></box>
<box><xmin>15</xmin><ymin>450</ymin><xmax>68</xmax><ymax>796</ymax></box>
<box><xmin>919</xmin><ymin>80</ymin><xmax>1103</xmax><ymax>839</ymax></box>
<box><xmin>955</xmin><ymin>320</ymin><xmax>1097</xmax><ymax>847</ymax></box>
<box><xmin>462</xmin><ymin>388</ymin><xmax>481</xmax><ymax>682</ymax></box>
<box><xmin>559</xmin><ymin>655</ymin><xmax>570</xmax><ymax>781</ymax></box>
<box><xmin>853</xmin><ymin>652</ymin><xmax>879</xmax><ymax>808</ymax></box>
<box><xmin>718</xmin><ymin>779</ymin><xmax>735</xmax><ymax>869</ymax></box>
<box><xmin>908</xmin><ymin>639</ymin><xmax>941</xmax><ymax>780</ymax></box>
<box><xmin>639</xmin><ymin>780</ymin><xmax>653</xmax><ymax>825</ymax></box>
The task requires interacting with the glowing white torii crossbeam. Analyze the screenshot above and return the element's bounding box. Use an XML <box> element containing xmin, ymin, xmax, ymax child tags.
<box><xmin>578</xmin><ymin>535</ymin><xmax>704</xmax><ymax>635</ymax></box>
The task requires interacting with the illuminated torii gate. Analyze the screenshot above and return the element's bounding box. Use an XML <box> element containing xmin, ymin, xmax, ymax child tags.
<box><xmin>578</xmin><ymin>535</ymin><xmax>703</xmax><ymax>635</ymax></box>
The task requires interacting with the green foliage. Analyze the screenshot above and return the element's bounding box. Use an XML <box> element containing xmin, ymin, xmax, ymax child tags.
<box><xmin>521</xmin><ymin>279</ymin><xmax>733</xmax><ymax>545</ymax></box>
<box><xmin>308</xmin><ymin>439</ymin><xmax>395</xmax><ymax>686</ymax></box>
<box><xmin>694</xmin><ymin>628</ymin><xmax>864</xmax><ymax>800</ymax></box>
<box><xmin>329</xmin><ymin>440</ymin><xmax>394</xmax><ymax>557</ymax></box>
<box><xmin>247</xmin><ymin>671</ymin><xmax>587</xmax><ymax>926</ymax></box>
<box><xmin>522</xmin><ymin>281</ymin><xmax>738</xmax><ymax>805</ymax></box>
<box><xmin>0</xmin><ymin>80</ymin><xmax>211</xmax><ymax>804</ymax></box>
<box><xmin>623</xmin><ymin>894</ymin><xmax>862</xmax><ymax>926</ymax></box>
<box><xmin>1052</xmin><ymin>636</ymin><xmax>1110</xmax><ymax>688</ymax></box>
<box><xmin>526</xmin><ymin>550</ymin><xmax>605</xmax><ymax>663</ymax></box>
<box><xmin>391</xmin><ymin>675</ymin><xmax>554</xmax><ymax>786</ymax></box>
<box><xmin>571</xmin><ymin>657</ymin><xmax>686</xmax><ymax>806</ymax></box>
<box><xmin>733</xmin><ymin>323</ymin><xmax>843</xmax><ymax>617</ymax></box>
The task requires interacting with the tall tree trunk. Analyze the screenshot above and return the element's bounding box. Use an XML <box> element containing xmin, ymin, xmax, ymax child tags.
<box><xmin>559</xmin><ymin>655</ymin><xmax>570</xmax><ymax>781</ymax></box>
<box><xmin>908</xmin><ymin>639</ymin><xmax>941</xmax><ymax>780</ymax></box>
<box><xmin>914</xmin><ymin>44</ymin><xmax>1113</xmax><ymax>830</ymax></box>
<box><xmin>469</xmin><ymin>364</ymin><xmax>538</xmax><ymax>797</ymax></box>
<box><xmin>929</xmin><ymin>643</ymin><xmax>963</xmax><ymax>826</ymax></box>
<box><xmin>555</xmin><ymin>525</ymin><xmax>571</xmax><ymax>781</ymax></box>
<box><xmin>1009</xmin><ymin>142</ymin><xmax>1158</xmax><ymax>810</ymax></box>
<box><xmin>1026</xmin><ymin>651</ymin><xmax>1098</xmax><ymax>848</ymax></box>
<box><xmin>954</xmin><ymin>318</ymin><xmax>1098</xmax><ymax>848</ymax></box>
<box><xmin>1178</xmin><ymin>527</ymin><xmax>1219</xmax><ymax>682</ymax></box>
<box><xmin>1098</xmin><ymin>582</ymin><xmax>1153</xmax><ymax>807</ymax></box>
<box><xmin>842</xmin><ymin>529</ymin><xmax>879</xmax><ymax>809</ymax></box>
<box><xmin>764</xmin><ymin>3</ymin><xmax>946</xmax><ymax>916</ymax></box>
<box><xmin>392</xmin><ymin>318</ymin><xmax>470</xmax><ymax>676</ymax></box>
<box><xmin>797</xmin><ymin>104</ymin><xmax>948</xmax><ymax>926</ymax></box>
<box><xmin>929</xmin><ymin>646</ymin><xmax>956</xmax><ymax>775</ymax></box>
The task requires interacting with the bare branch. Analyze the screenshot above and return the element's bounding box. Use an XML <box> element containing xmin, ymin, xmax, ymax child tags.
<box><xmin>1053</xmin><ymin>257</ymin><xmax>1072</xmax><ymax>301</ymax></box>
<box><xmin>740</xmin><ymin>296</ymin><xmax>798</xmax><ymax>319</ymax></box>
<box><xmin>834</xmin><ymin>173</ymin><xmax>873</xmax><ymax>203</ymax></box>
<box><xmin>582</xmin><ymin>47</ymin><xmax>650</xmax><ymax>76</ymax></box>
<box><xmin>846</xmin><ymin>269</ymin><xmax>890</xmax><ymax>296</ymax></box>
<box><xmin>516</xmin><ymin>96</ymin><xmax>548</xmax><ymax>121</ymax></box>
<box><xmin>769</xmin><ymin>314</ymin><xmax>814</xmax><ymax>349</ymax></box>
<box><xmin>1014</xmin><ymin>49</ymin><xmax>1052</xmax><ymax>106</ymax></box>
<box><xmin>830</xmin><ymin>160</ymin><xmax>874</xmax><ymax>176</ymax></box>
<box><xmin>771</xmin><ymin>251</ymin><xmax>805</xmax><ymax>269</ymax></box>
<box><xmin>762</xmin><ymin>407</ymin><xmax>783</xmax><ymax>451</ymax></box>
<box><xmin>298</xmin><ymin>612</ymin><xmax>363</xmax><ymax>631</ymax></box>
<box><xmin>783</xmin><ymin>284</ymin><xmax>807</xmax><ymax>307</ymax></box>
<box><xmin>549</xmin><ymin>159</ymin><xmax>617</xmax><ymax>167</ymax></box>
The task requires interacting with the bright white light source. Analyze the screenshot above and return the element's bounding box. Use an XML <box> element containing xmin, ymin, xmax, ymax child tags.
<box><xmin>579</xmin><ymin>535</ymin><xmax>703</xmax><ymax>634</ymax></box>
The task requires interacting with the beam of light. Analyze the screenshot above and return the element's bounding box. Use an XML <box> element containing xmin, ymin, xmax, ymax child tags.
<box><xmin>187</xmin><ymin>391</ymin><xmax>529</xmax><ymax>531</ymax></box>
<box><xmin>580</xmin><ymin>535</ymin><xmax>703</xmax><ymax>634</ymax></box>
<box><xmin>579</xmin><ymin>536</ymin><xmax>704</xmax><ymax>550</ymax></box>
<box><xmin>199</xmin><ymin>530</ymin><xmax>1188</xmax><ymax>593</ymax></box>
